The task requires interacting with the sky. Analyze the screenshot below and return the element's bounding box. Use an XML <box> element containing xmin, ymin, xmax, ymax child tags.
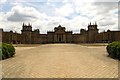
<box><xmin>0</xmin><ymin>0</ymin><xmax>119</xmax><ymax>34</ymax></box>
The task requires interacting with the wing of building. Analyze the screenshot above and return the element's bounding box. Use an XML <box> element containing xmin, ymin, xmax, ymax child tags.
<box><xmin>1</xmin><ymin>23</ymin><xmax>120</xmax><ymax>44</ymax></box>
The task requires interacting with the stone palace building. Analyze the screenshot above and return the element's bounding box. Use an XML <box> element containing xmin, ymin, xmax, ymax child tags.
<box><xmin>1</xmin><ymin>22</ymin><xmax>120</xmax><ymax>44</ymax></box>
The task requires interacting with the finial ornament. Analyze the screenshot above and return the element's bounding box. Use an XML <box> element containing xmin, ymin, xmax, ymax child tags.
<box><xmin>58</xmin><ymin>24</ymin><xmax>61</xmax><ymax>27</ymax></box>
<box><xmin>28</xmin><ymin>22</ymin><xmax>31</xmax><ymax>26</ymax></box>
<box><xmin>23</xmin><ymin>22</ymin><xmax>24</xmax><ymax>26</ymax></box>
<box><xmin>95</xmin><ymin>22</ymin><xmax>97</xmax><ymax>25</ymax></box>
<box><xmin>90</xmin><ymin>22</ymin><xmax>91</xmax><ymax>25</ymax></box>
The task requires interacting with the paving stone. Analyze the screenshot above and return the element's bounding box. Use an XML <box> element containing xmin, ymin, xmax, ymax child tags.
<box><xmin>2</xmin><ymin>44</ymin><xmax>118</xmax><ymax>78</ymax></box>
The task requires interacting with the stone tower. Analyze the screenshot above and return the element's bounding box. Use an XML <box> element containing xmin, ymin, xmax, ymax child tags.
<box><xmin>21</xmin><ymin>23</ymin><xmax>32</xmax><ymax>44</ymax></box>
<box><xmin>87</xmin><ymin>22</ymin><xmax>98</xmax><ymax>43</ymax></box>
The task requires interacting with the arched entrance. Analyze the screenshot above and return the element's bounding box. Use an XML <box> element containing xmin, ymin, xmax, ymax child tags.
<box><xmin>53</xmin><ymin>25</ymin><xmax>66</xmax><ymax>43</ymax></box>
<box><xmin>57</xmin><ymin>34</ymin><xmax>63</xmax><ymax>43</ymax></box>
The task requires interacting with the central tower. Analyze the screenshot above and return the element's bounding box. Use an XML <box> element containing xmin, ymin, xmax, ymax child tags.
<box><xmin>54</xmin><ymin>25</ymin><xmax>66</xmax><ymax>43</ymax></box>
<box><xmin>87</xmin><ymin>22</ymin><xmax>98</xmax><ymax>43</ymax></box>
<box><xmin>21</xmin><ymin>23</ymin><xmax>32</xmax><ymax>44</ymax></box>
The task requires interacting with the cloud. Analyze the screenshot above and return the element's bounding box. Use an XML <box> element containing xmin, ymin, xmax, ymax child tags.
<box><xmin>55</xmin><ymin>3</ymin><xmax>74</xmax><ymax>17</ymax></box>
<box><xmin>93</xmin><ymin>2</ymin><xmax>118</xmax><ymax>14</ymax></box>
<box><xmin>0</xmin><ymin>0</ymin><xmax>7</xmax><ymax>4</ymax></box>
<box><xmin>0</xmin><ymin>1</ymin><xmax>119</xmax><ymax>34</ymax></box>
<box><xmin>6</xmin><ymin>5</ymin><xmax>45</xmax><ymax>22</ymax></box>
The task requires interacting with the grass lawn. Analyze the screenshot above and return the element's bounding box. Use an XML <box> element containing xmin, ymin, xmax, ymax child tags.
<box><xmin>13</xmin><ymin>43</ymin><xmax>109</xmax><ymax>47</ymax></box>
<box><xmin>13</xmin><ymin>44</ymin><xmax>41</xmax><ymax>47</ymax></box>
<box><xmin>79</xmin><ymin>43</ymin><xmax>108</xmax><ymax>46</ymax></box>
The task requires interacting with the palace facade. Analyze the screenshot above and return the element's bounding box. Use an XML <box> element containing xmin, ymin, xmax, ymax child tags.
<box><xmin>1</xmin><ymin>23</ymin><xmax>120</xmax><ymax>44</ymax></box>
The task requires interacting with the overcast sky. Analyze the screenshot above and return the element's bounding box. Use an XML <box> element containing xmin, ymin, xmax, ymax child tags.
<box><xmin>0</xmin><ymin>0</ymin><xmax>119</xmax><ymax>34</ymax></box>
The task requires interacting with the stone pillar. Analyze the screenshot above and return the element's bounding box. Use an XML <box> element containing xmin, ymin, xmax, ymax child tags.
<box><xmin>61</xmin><ymin>35</ymin><xmax>63</xmax><ymax>42</ymax></box>
<box><xmin>57</xmin><ymin>34</ymin><xmax>58</xmax><ymax>42</ymax></box>
<box><xmin>63</xmin><ymin>34</ymin><xmax>66</xmax><ymax>43</ymax></box>
<box><xmin>54</xmin><ymin>34</ymin><xmax>57</xmax><ymax>43</ymax></box>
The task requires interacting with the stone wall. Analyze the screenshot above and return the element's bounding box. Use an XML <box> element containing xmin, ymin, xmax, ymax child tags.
<box><xmin>1</xmin><ymin>24</ymin><xmax>120</xmax><ymax>44</ymax></box>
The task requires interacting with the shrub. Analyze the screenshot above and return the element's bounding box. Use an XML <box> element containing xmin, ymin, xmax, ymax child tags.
<box><xmin>0</xmin><ymin>43</ymin><xmax>15</xmax><ymax>60</ymax></box>
<box><xmin>106</xmin><ymin>41</ymin><xmax>120</xmax><ymax>60</ymax></box>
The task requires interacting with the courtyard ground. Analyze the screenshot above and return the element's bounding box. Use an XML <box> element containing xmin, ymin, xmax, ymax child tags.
<box><xmin>2</xmin><ymin>44</ymin><xmax>118</xmax><ymax>78</ymax></box>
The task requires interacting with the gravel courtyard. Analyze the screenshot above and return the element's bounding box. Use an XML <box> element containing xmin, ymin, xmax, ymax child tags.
<box><xmin>2</xmin><ymin>44</ymin><xmax>118</xmax><ymax>78</ymax></box>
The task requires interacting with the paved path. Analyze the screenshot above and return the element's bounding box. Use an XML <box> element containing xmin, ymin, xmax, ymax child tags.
<box><xmin>2</xmin><ymin>44</ymin><xmax>118</xmax><ymax>78</ymax></box>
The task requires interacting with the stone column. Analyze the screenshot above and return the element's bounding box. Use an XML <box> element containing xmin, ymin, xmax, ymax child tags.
<box><xmin>54</xmin><ymin>34</ymin><xmax>57</xmax><ymax>43</ymax></box>
<box><xmin>63</xmin><ymin>34</ymin><xmax>66</xmax><ymax>43</ymax></box>
<box><xmin>57</xmin><ymin>34</ymin><xmax>58</xmax><ymax>42</ymax></box>
<box><xmin>61</xmin><ymin>34</ymin><xmax>62</xmax><ymax>42</ymax></box>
